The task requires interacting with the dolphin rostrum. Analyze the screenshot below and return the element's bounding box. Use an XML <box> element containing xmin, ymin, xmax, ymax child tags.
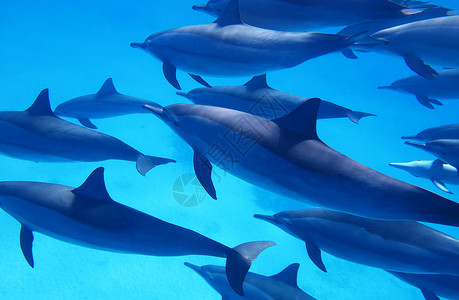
<box><xmin>176</xmin><ymin>74</ymin><xmax>376</xmax><ymax>124</ymax></box>
<box><xmin>254</xmin><ymin>209</ymin><xmax>459</xmax><ymax>276</ymax></box>
<box><xmin>54</xmin><ymin>78</ymin><xmax>162</xmax><ymax>129</ymax></box>
<box><xmin>0</xmin><ymin>89</ymin><xmax>174</xmax><ymax>175</ymax></box>
<box><xmin>143</xmin><ymin>99</ymin><xmax>459</xmax><ymax>226</ymax></box>
<box><xmin>185</xmin><ymin>262</ymin><xmax>316</xmax><ymax>299</ymax></box>
<box><xmin>0</xmin><ymin>167</ymin><xmax>275</xmax><ymax>296</ymax></box>
<box><xmin>131</xmin><ymin>0</ymin><xmax>365</xmax><ymax>89</ymax></box>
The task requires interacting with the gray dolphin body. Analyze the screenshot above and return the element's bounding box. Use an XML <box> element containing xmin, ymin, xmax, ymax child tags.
<box><xmin>143</xmin><ymin>99</ymin><xmax>459</xmax><ymax>227</ymax></box>
<box><xmin>354</xmin><ymin>16</ymin><xmax>459</xmax><ymax>79</ymax></box>
<box><xmin>389</xmin><ymin>160</ymin><xmax>459</xmax><ymax>194</ymax></box>
<box><xmin>185</xmin><ymin>262</ymin><xmax>316</xmax><ymax>300</ymax></box>
<box><xmin>54</xmin><ymin>78</ymin><xmax>161</xmax><ymax>129</ymax></box>
<box><xmin>388</xmin><ymin>272</ymin><xmax>459</xmax><ymax>300</ymax></box>
<box><xmin>177</xmin><ymin>74</ymin><xmax>375</xmax><ymax>124</ymax></box>
<box><xmin>192</xmin><ymin>0</ymin><xmax>440</xmax><ymax>31</ymax></box>
<box><xmin>254</xmin><ymin>209</ymin><xmax>459</xmax><ymax>276</ymax></box>
<box><xmin>0</xmin><ymin>89</ymin><xmax>174</xmax><ymax>175</ymax></box>
<box><xmin>403</xmin><ymin>124</ymin><xmax>459</xmax><ymax>141</ymax></box>
<box><xmin>378</xmin><ymin>69</ymin><xmax>459</xmax><ymax>108</ymax></box>
<box><xmin>130</xmin><ymin>0</ymin><xmax>363</xmax><ymax>90</ymax></box>
<box><xmin>0</xmin><ymin>168</ymin><xmax>274</xmax><ymax>295</ymax></box>
<box><xmin>405</xmin><ymin>139</ymin><xmax>459</xmax><ymax>171</ymax></box>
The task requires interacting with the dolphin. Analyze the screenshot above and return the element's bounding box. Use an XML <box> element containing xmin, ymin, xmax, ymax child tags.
<box><xmin>54</xmin><ymin>78</ymin><xmax>161</xmax><ymax>129</ymax></box>
<box><xmin>0</xmin><ymin>167</ymin><xmax>275</xmax><ymax>296</ymax></box>
<box><xmin>389</xmin><ymin>159</ymin><xmax>459</xmax><ymax>194</ymax></box>
<box><xmin>176</xmin><ymin>74</ymin><xmax>376</xmax><ymax>124</ymax></box>
<box><xmin>405</xmin><ymin>140</ymin><xmax>459</xmax><ymax>171</ymax></box>
<box><xmin>130</xmin><ymin>0</ymin><xmax>365</xmax><ymax>90</ymax></box>
<box><xmin>402</xmin><ymin>124</ymin><xmax>459</xmax><ymax>141</ymax></box>
<box><xmin>378</xmin><ymin>69</ymin><xmax>459</xmax><ymax>108</ymax></box>
<box><xmin>254</xmin><ymin>209</ymin><xmax>459</xmax><ymax>276</ymax></box>
<box><xmin>388</xmin><ymin>271</ymin><xmax>459</xmax><ymax>300</ymax></box>
<box><xmin>192</xmin><ymin>0</ymin><xmax>443</xmax><ymax>31</ymax></box>
<box><xmin>184</xmin><ymin>262</ymin><xmax>316</xmax><ymax>300</ymax></box>
<box><xmin>0</xmin><ymin>89</ymin><xmax>174</xmax><ymax>175</ymax></box>
<box><xmin>142</xmin><ymin>99</ymin><xmax>459</xmax><ymax>227</ymax></box>
<box><xmin>352</xmin><ymin>16</ymin><xmax>459</xmax><ymax>79</ymax></box>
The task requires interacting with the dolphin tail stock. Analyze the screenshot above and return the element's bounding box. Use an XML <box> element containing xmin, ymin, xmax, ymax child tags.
<box><xmin>225</xmin><ymin>241</ymin><xmax>276</xmax><ymax>296</ymax></box>
<box><xmin>136</xmin><ymin>154</ymin><xmax>176</xmax><ymax>176</ymax></box>
<box><xmin>347</xmin><ymin>111</ymin><xmax>377</xmax><ymax>124</ymax></box>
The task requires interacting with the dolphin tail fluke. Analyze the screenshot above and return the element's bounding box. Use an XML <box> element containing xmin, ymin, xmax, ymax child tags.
<box><xmin>136</xmin><ymin>155</ymin><xmax>176</xmax><ymax>176</ymax></box>
<box><xmin>225</xmin><ymin>241</ymin><xmax>276</xmax><ymax>296</ymax></box>
<box><xmin>347</xmin><ymin>111</ymin><xmax>376</xmax><ymax>124</ymax></box>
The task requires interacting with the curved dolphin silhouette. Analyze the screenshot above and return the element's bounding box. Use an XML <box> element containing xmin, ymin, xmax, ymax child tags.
<box><xmin>54</xmin><ymin>78</ymin><xmax>161</xmax><ymax>129</ymax></box>
<box><xmin>0</xmin><ymin>89</ymin><xmax>174</xmax><ymax>175</ymax></box>
<box><xmin>143</xmin><ymin>99</ymin><xmax>459</xmax><ymax>226</ymax></box>
<box><xmin>254</xmin><ymin>209</ymin><xmax>459</xmax><ymax>275</ymax></box>
<box><xmin>403</xmin><ymin>123</ymin><xmax>459</xmax><ymax>141</ymax></box>
<box><xmin>0</xmin><ymin>167</ymin><xmax>275</xmax><ymax>296</ymax></box>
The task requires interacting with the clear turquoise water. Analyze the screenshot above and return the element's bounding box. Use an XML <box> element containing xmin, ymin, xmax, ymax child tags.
<box><xmin>0</xmin><ymin>1</ymin><xmax>458</xmax><ymax>299</ymax></box>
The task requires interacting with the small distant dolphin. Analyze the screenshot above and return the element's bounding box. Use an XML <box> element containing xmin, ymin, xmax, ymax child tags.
<box><xmin>0</xmin><ymin>89</ymin><xmax>174</xmax><ymax>175</ymax></box>
<box><xmin>405</xmin><ymin>140</ymin><xmax>459</xmax><ymax>171</ymax></box>
<box><xmin>192</xmin><ymin>0</ymin><xmax>440</xmax><ymax>31</ymax></box>
<box><xmin>143</xmin><ymin>99</ymin><xmax>459</xmax><ymax>226</ymax></box>
<box><xmin>254</xmin><ymin>209</ymin><xmax>459</xmax><ymax>276</ymax></box>
<box><xmin>185</xmin><ymin>262</ymin><xmax>316</xmax><ymax>299</ymax></box>
<box><xmin>402</xmin><ymin>124</ymin><xmax>459</xmax><ymax>141</ymax></box>
<box><xmin>176</xmin><ymin>74</ymin><xmax>376</xmax><ymax>124</ymax></box>
<box><xmin>0</xmin><ymin>167</ymin><xmax>274</xmax><ymax>296</ymax></box>
<box><xmin>353</xmin><ymin>16</ymin><xmax>459</xmax><ymax>79</ymax></box>
<box><xmin>389</xmin><ymin>159</ymin><xmax>459</xmax><ymax>194</ymax></box>
<box><xmin>54</xmin><ymin>78</ymin><xmax>161</xmax><ymax>129</ymax></box>
<box><xmin>388</xmin><ymin>271</ymin><xmax>459</xmax><ymax>300</ymax></box>
<box><xmin>130</xmin><ymin>0</ymin><xmax>364</xmax><ymax>89</ymax></box>
<box><xmin>378</xmin><ymin>69</ymin><xmax>459</xmax><ymax>108</ymax></box>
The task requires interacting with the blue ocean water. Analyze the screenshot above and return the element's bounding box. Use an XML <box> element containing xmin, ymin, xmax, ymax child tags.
<box><xmin>1</xmin><ymin>0</ymin><xmax>459</xmax><ymax>299</ymax></box>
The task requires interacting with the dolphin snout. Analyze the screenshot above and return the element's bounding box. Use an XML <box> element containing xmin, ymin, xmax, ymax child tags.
<box><xmin>377</xmin><ymin>86</ymin><xmax>394</xmax><ymax>90</ymax></box>
<box><xmin>176</xmin><ymin>91</ymin><xmax>190</xmax><ymax>99</ymax></box>
<box><xmin>192</xmin><ymin>4</ymin><xmax>207</xmax><ymax>12</ymax></box>
<box><xmin>184</xmin><ymin>262</ymin><xmax>203</xmax><ymax>275</ymax></box>
<box><xmin>254</xmin><ymin>214</ymin><xmax>278</xmax><ymax>225</ymax></box>
<box><xmin>389</xmin><ymin>163</ymin><xmax>408</xmax><ymax>170</ymax></box>
<box><xmin>130</xmin><ymin>42</ymin><xmax>147</xmax><ymax>49</ymax></box>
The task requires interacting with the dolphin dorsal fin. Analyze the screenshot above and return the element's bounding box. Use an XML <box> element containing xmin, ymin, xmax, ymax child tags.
<box><xmin>26</xmin><ymin>89</ymin><xmax>56</xmax><ymax>117</ymax></box>
<box><xmin>269</xmin><ymin>263</ymin><xmax>300</xmax><ymax>288</ymax></box>
<box><xmin>244</xmin><ymin>74</ymin><xmax>268</xmax><ymax>89</ymax></box>
<box><xmin>213</xmin><ymin>0</ymin><xmax>242</xmax><ymax>26</ymax></box>
<box><xmin>72</xmin><ymin>167</ymin><xmax>113</xmax><ymax>203</ymax></box>
<box><xmin>272</xmin><ymin>98</ymin><xmax>321</xmax><ymax>140</ymax></box>
<box><xmin>97</xmin><ymin>78</ymin><xmax>119</xmax><ymax>96</ymax></box>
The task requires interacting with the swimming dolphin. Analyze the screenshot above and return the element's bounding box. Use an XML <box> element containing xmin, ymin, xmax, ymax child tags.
<box><xmin>184</xmin><ymin>262</ymin><xmax>316</xmax><ymax>300</ymax></box>
<box><xmin>388</xmin><ymin>271</ymin><xmax>459</xmax><ymax>300</ymax></box>
<box><xmin>254</xmin><ymin>209</ymin><xmax>459</xmax><ymax>276</ymax></box>
<box><xmin>405</xmin><ymin>140</ymin><xmax>459</xmax><ymax>171</ymax></box>
<box><xmin>403</xmin><ymin>124</ymin><xmax>459</xmax><ymax>141</ymax></box>
<box><xmin>389</xmin><ymin>159</ymin><xmax>459</xmax><ymax>194</ymax></box>
<box><xmin>192</xmin><ymin>0</ymin><xmax>440</xmax><ymax>31</ymax></box>
<box><xmin>142</xmin><ymin>99</ymin><xmax>459</xmax><ymax>227</ymax></box>
<box><xmin>0</xmin><ymin>89</ymin><xmax>174</xmax><ymax>175</ymax></box>
<box><xmin>54</xmin><ymin>78</ymin><xmax>161</xmax><ymax>129</ymax></box>
<box><xmin>0</xmin><ymin>167</ymin><xmax>275</xmax><ymax>296</ymax></box>
<box><xmin>378</xmin><ymin>69</ymin><xmax>459</xmax><ymax>108</ymax></box>
<box><xmin>130</xmin><ymin>0</ymin><xmax>365</xmax><ymax>89</ymax></box>
<box><xmin>353</xmin><ymin>16</ymin><xmax>459</xmax><ymax>79</ymax></box>
<box><xmin>176</xmin><ymin>74</ymin><xmax>376</xmax><ymax>124</ymax></box>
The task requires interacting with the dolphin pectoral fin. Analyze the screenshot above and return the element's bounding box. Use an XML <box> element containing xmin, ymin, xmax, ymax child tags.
<box><xmin>404</xmin><ymin>56</ymin><xmax>439</xmax><ymax>80</ymax></box>
<box><xmin>306</xmin><ymin>242</ymin><xmax>327</xmax><ymax>272</ymax></box>
<box><xmin>213</xmin><ymin>0</ymin><xmax>242</xmax><ymax>26</ymax></box>
<box><xmin>188</xmin><ymin>74</ymin><xmax>212</xmax><ymax>88</ymax></box>
<box><xmin>415</xmin><ymin>94</ymin><xmax>442</xmax><ymax>109</ymax></box>
<box><xmin>26</xmin><ymin>89</ymin><xmax>57</xmax><ymax>117</ymax></box>
<box><xmin>97</xmin><ymin>78</ymin><xmax>119</xmax><ymax>96</ymax></box>
<box><xmin>269</xmin><ymin>263</ymin><xmax>300</xmax><ymax>288</ymax></box>
<box><xmin>136</xmin><ymin>155</ymin><xmax>176</xmax><ymax>176</ymax></box>
<box><xmin>347</xmin><ymin>111</ymin><xmax>376</xmax><ymax>124</ymax></box>
<box><xmin>226</xmin><ymin>241</ymin><xmax>276</xmax><ymax>296</ymax></box>
<box><xmin>163</xmin><ymin>62</ymin><xmax>181</xmax><ymax>90</ymax></box>
<box><xmin>342</xmin><ymin>48</ymin><xmax>358</xmax><ymax>59</ymax></box>
<box><xmin>77</xmin><ymin>117</ymin><xmax>98</xmax><ymax>129</ymax></box>
<box><xmin>20</xmin><ymin>225</ymin><xmax>34</xmax><ymax>268</ymax></box>
<box><xmin>421</xmin><ymin>288</ymin><xmax>440</xmax><ymax>300</ymax></box>
<box><xmin>432</xmin><ymin>179</ymin><xmax>452</xmax><ymax>194</ymax></box>
<box><xmin>193</xmin><ymin>151</ymin><xmax>217</xmax><ymax>199</ymax></box>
